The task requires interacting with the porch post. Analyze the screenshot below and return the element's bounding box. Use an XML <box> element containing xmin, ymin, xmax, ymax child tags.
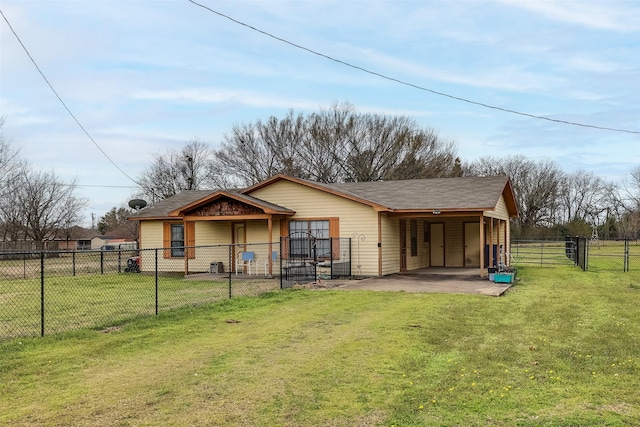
<box><xmin>504</xmin><ymin>220</ymin><xmax>509</xmax><ymax>266</ymax></box>
<box><xmin>489</xmin><ymin>218</ymin><xmax>494</xmax><ymax>269</ymax></box>
<box><xmin>377</xmin><ymin>212</ymin><xmax>382</xmax><ymax>276</ymax></box>
<box><xmin>496</xmin><ymin>219</ymin><xmax>501</xmax><ymax>267</ymax></box>
<box><xmin>479</xmin><ymin>215</ymin><xmax>485</xmax><ymax>277</ymax></box>
<box><xmin>183</xmin><ymin>219</ymin><xmax>188</xmax><ymax>276</ymax></box>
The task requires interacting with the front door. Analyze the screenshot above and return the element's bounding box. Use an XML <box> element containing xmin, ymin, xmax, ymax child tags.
<box><xmin>464</xmin><ymin>222</ymin><xmax>481</xmax><ymax>267</ymax></box>
<box><xmin>232</xmin><ymin>222</ymin><xmax>246</xmax><ymax>272</ymax></box>
<box><xmin>430</xmin><ymin>223</ymin><xmax>445</xmax><ymax>267</ymax></box>
<box><xmin>399</xmin><ymin>219</ymin><xmax>407</xmax><ymax>271</ymax></box>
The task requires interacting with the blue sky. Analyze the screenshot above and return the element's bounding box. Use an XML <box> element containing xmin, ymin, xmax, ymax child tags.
<box><xmin>1</xmin><ymin>0</ymin><xmax>639</xmax><ymax>226</ymax></box>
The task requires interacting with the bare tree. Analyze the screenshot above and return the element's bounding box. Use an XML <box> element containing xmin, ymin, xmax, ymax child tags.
<box><xmin>213</xmin><ymin>102</ymin><xmax>458</xmax><ymax>186</ymax></box>
<box><xmin>620</xmin><ymin>166</ymin><xmax>640</xmax><ymax>210</ymax></box>
<box><xmin>212</xmin><ymin>110</ymin><xmax>310</xmax><ymax>186</ymax></box>
<box><xmin>0</xmin><ymin>117</ymin><xmax>24</xmax><ymax>199</ymax></box>
<box><xmin>465</xmin><ymin>155</ymin><xmax>565</xmax><ymax>235</ymax></box>
<box><xmin>613</xmin><ymin>166</ymin><xmax>640</xmax><ymax>239</ymax></box>
<box><xmin>137</xmin><ymin>140</ymin><xmax>216</xmax><ymax>201</ymax></box>
<box><xmin>8</xmin><ymin>169</ymin><xmax>87</xmax><ymax>243</ymax></box>
<box><xmin>558</xmin><ymin>170</ymin><xmax>611</xmax><ymax>225</ymax></box>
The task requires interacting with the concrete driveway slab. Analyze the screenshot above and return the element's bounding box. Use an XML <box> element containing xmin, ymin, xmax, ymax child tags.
<box><xmin>334</xmin><ymin>268</ymin><xmax>512</xmax><ymax>296</ymax></box>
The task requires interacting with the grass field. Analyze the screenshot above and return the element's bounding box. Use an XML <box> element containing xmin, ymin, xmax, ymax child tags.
<box><xmin>1</xmin><ymin>266</ymin><xmax>639</xmax><ymax>426</ymax></box>
<box><xmin>512</xmin><ymin>239</ymin><xmax>640</xmax><ymax>272</ymax></box>
<box><xmin>0</xmin><ymin>273</ymin><xmax>280</xmax><ymax>339</ymax></box>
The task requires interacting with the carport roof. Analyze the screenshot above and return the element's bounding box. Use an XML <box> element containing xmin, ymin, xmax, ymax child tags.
<box><xmin>328</xmin><ymin>176</ymin><xmax>514</xmax><ymax>212</ymax></box>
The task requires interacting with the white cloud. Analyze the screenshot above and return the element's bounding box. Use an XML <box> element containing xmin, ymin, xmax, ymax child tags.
<box><xmin>498</xmin><ymin>0</ymin><xmax>640</xmax><ymax>32</ymax></box>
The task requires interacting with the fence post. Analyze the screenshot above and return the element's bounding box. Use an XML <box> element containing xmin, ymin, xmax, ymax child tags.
<box><xmin>155</xmin><ymin>249</ymin><xmax>159</xmax><ymax>315</ymax></box>
<box><xmin>100</xmin><ymin>250</ymin><xmax>104</xmax><ymax>275</ymax></box>
<box><xmin>228</xmin><ymin>245</ymin><xmax>232</xmax><ymax>298</ymax></box>
<box><xmin>279</xmin><ymin>239</ymin><xmax>283</xmax><ymax>289</ymax></box>
<box><xmin>72</xmin><ymin>250</ymin><xmax>76</xmax><ymax>276</ymax></box>
<box><xmin>40</xmin><ymin>250</ymin><xmax>45</xmax><ymax>337</ymax></box>
<box><xmin>624</xmin><ymin>239</ymin><xmax>629</xmax><ymax>273</ymax></box>
<box><xmin>585</xmin><ymin>237</ymin><xmax>589</xmax><ymax>271</ymax></box>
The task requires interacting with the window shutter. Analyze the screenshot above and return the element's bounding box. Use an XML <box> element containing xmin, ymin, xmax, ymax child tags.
<box><xmin>186</xmin><ymin>221</ymin><xmax>195</xmax><ymax>259</ymax></box>
<box><xmin>280</xmin><ymin>219</ymin><xmax>289</xmax><ymax>259</ymax></box>
<box><xmin>162</xmin><ymin>223</ymin><xmax>171</xmax><ymax>259</ymax></box>
<box><xmin>329</xmin><ymin>217</ymin><xmax>340</xmax><ymax>260</ymax></box>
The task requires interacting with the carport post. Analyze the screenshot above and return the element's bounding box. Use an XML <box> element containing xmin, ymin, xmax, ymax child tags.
<box><xmin>488</xmin><ymin>218</ymin><xmax>494</xmax><ymax>269</ymax></box>
<box><xmin>479</xmin><ymin>215</ymin><xmax>485</xmax><ymax>277</ymax></box>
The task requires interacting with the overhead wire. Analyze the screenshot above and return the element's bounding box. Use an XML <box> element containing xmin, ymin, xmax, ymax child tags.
<box><xmin>0</xmin><ymin>9</ymin><xmax>142</xmax><ymax>185</ymax></box>
<box><xmin>187</xmin><ymin>0</ymin><xmax>640</xmax><ymax>135</ymax></box>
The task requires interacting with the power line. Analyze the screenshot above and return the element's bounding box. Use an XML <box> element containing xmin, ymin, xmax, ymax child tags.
<box><xmin>187</xmin><ymin>0</ymin><xmax>640</xmax><ymax>136</ymax></box>
<box><xmin>0</xmin><ymin>9</ymin><xmax>142</xmax><ymax>184</ymax></box>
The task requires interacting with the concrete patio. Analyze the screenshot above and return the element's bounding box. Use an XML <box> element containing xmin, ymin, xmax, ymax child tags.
<box><xmin>334</xmin><ymin>267</ymin><xmax>512</xmax><ymax>297</ymax></box>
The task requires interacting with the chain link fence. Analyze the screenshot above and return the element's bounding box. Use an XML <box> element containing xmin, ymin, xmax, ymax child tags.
<box><xmin>0</xmin><ymin>243</ymin><xmax>284</xmax><ymax>340</ymax></box>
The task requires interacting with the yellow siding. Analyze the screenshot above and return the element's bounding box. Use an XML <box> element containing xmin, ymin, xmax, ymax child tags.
<box><xmin>139</xmin><ymin>180</ymin><xmax>514</xmax><ymax>275</ymax></box>
<box><xmin>196</xmin><ymin>221</ymin><xmax>232</xmax><ymax>245</ymax></box>
<box><xmin>380</xmin><ymin>215</ymin><xmax>399</xmax><ymax>275</ymax></box>
<box><xmin>140</xmin><ymin>221</ymin><xmax>162</xmax><ymax>249</ymax></box>
<box><xmin>484</xmin><ymin>195</ymin><xmax>509</xmax><ymax>220</ymax></box>
<box><xmin>405</xmin><ymin>220</ymin><xmax>430</xmax><ymax>271</ymax></box>
<box><xmin>139</xmin><ymin>221</ymin><xmax>185</xmax><ymax>272</ymax></box>
<box><xmin>251</xmin><ymin>180</ymin><xmax>380</xmax><ymax>276</ymax></box>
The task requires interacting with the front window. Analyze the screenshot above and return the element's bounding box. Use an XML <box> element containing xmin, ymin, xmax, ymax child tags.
<box><xmin>289</xmin><ymin>220</ymin><xmax>331</xmax><ymax>259</ymax></box>
<box><xmin>410</xmin><ymin>220</ymin><xmax>418</xmax><ymax>257</ymax></box>
<box><xmin>171</xmin><ymin>224</ymin><xmax>184</xmax><ymax>257</ymax></box>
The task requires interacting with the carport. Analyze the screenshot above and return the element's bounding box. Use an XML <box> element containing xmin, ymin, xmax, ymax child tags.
<box><xmin>335</xmin><ymin>268</ymin><xmax>512</xmax><ymax>296</ymax></box>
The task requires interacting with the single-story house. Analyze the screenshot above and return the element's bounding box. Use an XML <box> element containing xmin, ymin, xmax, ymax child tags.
<box><xmin>131</xmin><ymin>174</ymin><xmax>518</xmax><ymax>278</ymax></box>
<box><xmin>50</xmin><ymin>226</ymin><xmax>97</xmax><ymax>251</ymax></box>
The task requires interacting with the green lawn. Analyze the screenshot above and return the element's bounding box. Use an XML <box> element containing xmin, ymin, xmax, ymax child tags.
<box><xmin>512</xmin><ymin>240</ymin><xmax>640</xmax><ymax>272</ymax></box>
<box><xmin>1</xmin><ymin>266</ymin><xmax>640</xmax><ymax>426</ymax></box>
<box><xmin>588</xmin><ymin>240</ymin><xmax>640</xmax><ymax>271</ymax></box>
<box><xmin>0</xmin><ymin>273</ymin><xmax>280</xmax><ymax>339</ymax></box>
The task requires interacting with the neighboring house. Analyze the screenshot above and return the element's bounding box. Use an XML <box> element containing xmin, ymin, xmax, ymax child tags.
<box><xmin>131</xmin><ymin>174</ymin><xmax>518</xmax><ymax>277</ymax></box>
<box><xmin>92</xmin><ymin>235</ymin><xmax>138</xmax><ymax>251</ymax></box>
<box><xmin>49</xmin><ymin>226</ymin><xmax>137</xmax><ymax>251</ymax></box>
<box><xmin>51</xmin><ymin>226</ymin><xmax>97</xmax><ymax>251</ymax></box>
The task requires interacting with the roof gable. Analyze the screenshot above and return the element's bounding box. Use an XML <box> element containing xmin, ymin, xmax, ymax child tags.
<box><xmin>132</xmin><ymin>190</ymin><xmax>294</xmax><ymax>220</ymax></box>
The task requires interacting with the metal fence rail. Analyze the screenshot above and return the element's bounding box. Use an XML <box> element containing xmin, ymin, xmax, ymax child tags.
<box><xmin>0</xmin><ymin>243</ymin><xmax>283</xmax><ymax>340</ymax></box>
<box><xmin>512</xmin><ymin>238</ymin><xmax>638</xmax><ymax>272</ymax></box>
<box><xmin>511</xmin><ymin>239</ymin><xmax>580</xmax><ymax>267</ymax></box>
<box><xmin>587</xmin><ymin>239</ymin><xmax>639</xmax><ymax>272</ymax></box>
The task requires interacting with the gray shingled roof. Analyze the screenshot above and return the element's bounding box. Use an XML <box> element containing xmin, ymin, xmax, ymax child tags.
<box><xmin>132</xmin><ymin>175</ymin><xmax>511</xmax><ymax>219</ymax></box>
<box><xmin>326</xmin><ymin>176</ymin><xmax>510</xmax><ymax>210</ymax></box>
<box><xmin>131</xmin><ymin>190</ymin><xmax>215</xmax><ymax>219</ymax></box>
